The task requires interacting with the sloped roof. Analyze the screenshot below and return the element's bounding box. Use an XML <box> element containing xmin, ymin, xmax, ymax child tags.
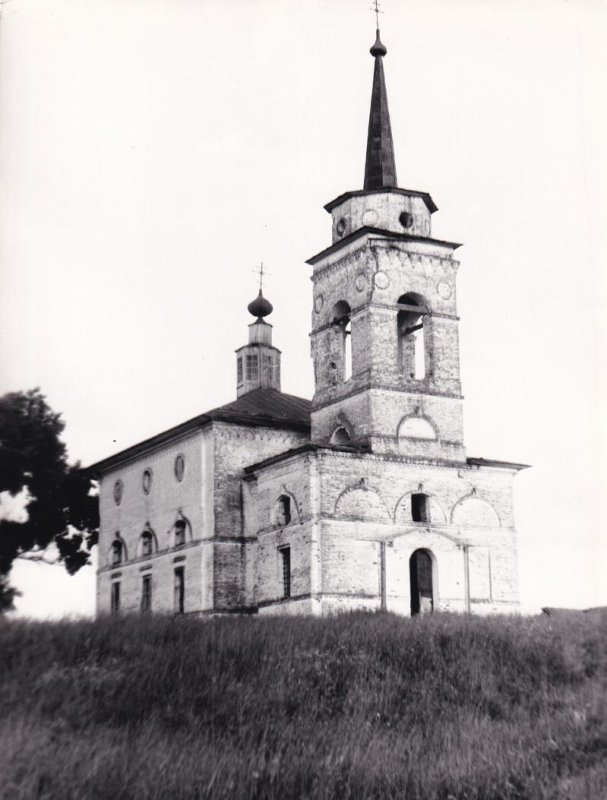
<box><xmin>211</xmin><ymin>388</ymin><xmax>310</xmax><ymax>426</ymax></box>
<box><xmin>89</xmin><ymin>388</ymin><xmax>311</xmax><ymax>474</ymax></box>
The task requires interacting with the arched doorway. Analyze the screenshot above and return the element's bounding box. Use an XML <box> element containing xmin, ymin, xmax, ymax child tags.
<box><xmin>409</xmin><ymin>549</ymin><xmax>434</xmax><ymax>615</ymax></box>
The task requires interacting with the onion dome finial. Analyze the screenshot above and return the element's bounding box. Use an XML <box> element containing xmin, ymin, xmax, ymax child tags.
<box><xmin>370</xmin><ymin>29</ymin><xmax>387</xmax><ymax>57</ymax></box>
<box><xmin>247</xmin><ymin>289</ymin><xmax>273</xmax><ymax>320</ymax></box>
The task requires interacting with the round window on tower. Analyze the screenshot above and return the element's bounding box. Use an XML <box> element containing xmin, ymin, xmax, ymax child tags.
<box><xmin>399</xmin><ymin>211</ymin><xmax>414</xmax><ymax>229</ymax></box>
<box><xmin>174</xmin><ymin>454</ymin><xmax>185</xmax><ymax>482</ymax></box>
<box><xmin>336</xmin><ymin>217</ymin><xmax>347</xmax><ymax>237</ymax></box>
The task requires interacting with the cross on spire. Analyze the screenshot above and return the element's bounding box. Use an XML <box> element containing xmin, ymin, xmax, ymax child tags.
<box><xmin>370</xmin><ymin>0</ymin><xmax>383</xmax><ymax>30</ymax></box>
<box><xmin>252</xmin><ymin>261</ymin><xmax>271</xmax><ymax>292</ymax></box>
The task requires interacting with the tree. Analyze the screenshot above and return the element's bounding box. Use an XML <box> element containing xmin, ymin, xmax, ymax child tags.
<box><xmin>0</xmin><ymin>389</ymin><xmax>99</xmax><ymax>612</ymax></box>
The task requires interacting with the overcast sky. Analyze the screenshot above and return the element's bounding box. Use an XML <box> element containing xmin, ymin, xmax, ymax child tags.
<box><xmin>1</xmin><ymin>0</ymin><xmax>606</xmax><ymax>616</ymax></box>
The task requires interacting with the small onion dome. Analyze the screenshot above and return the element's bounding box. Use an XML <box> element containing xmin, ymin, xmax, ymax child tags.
<box><xmin>247</xmin><ymin>289</ymin><xmax>273</xmax><ymax>319</ymax></box>
<box><xmin>370</xmin><ymin>29</ymin><xmax>387</xmax><ymax>57</ymax></box>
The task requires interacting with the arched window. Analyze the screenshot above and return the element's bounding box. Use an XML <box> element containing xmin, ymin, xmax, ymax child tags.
<box><xmin>275</xmin><ymin>495</ymin><xmax>292</xmax><ymax>526</ymax></box>
<box><xmin>174</xmin><ymin>519</ymin><xmax>186</xmax><ymax>547</ymax></box>
<box><xmin>111</xmin><ymin>539</ymin><xmax>124</xmax><ymax>565</ymax></box>
<box><xmin>140</xmin><ymin>530</ymin><xmax>154</xmax><ymax>557</ymax></box>
<box><xmin>332</xmin><ymin>301</ymin><xmax>352</xmax><ymax>382</ymax></box>
<box><xmin>331</xmin><ymin>426</ymin><xmax>351</xmax><ymax>445</ymax></box>
<box><xmin>397</xmin><ymin>293</ymin><xmax>427</xmax><ymax>380</ymax></box>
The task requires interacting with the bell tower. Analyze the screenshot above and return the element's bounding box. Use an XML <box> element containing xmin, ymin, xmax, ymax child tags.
<box><xmin>308</xmin><ymin>28</ymin><xmax>465</xmax><ymax>462</ymax></box>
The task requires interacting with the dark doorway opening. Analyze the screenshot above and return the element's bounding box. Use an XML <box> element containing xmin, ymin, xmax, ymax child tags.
<box><xmin>410</xmin><ymin>549</ymin><xmax>434</xmax><ymax>615</ymax></box>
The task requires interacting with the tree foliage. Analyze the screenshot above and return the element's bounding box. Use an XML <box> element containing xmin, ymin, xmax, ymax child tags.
<box><xmin>0</xmin><ymin>389</ymin><xmax>99</xmax><ymax>611</ymax></box>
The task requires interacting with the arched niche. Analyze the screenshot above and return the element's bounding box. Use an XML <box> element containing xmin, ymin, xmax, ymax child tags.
<box><xmin>334</xmin><ymin>485</ymin><xmax>390</xmax><ymax>522</ymax></box>
<box><xmin>394</xmin><ymin>492</ymin><xmax>447</xmax><ymax>525</ymax></box>
<box><xmin>451</xmin><ymin>495</ymin><xmax>500</xmax><ymax>527</ymax></box>
<box><xmin>397</xmin><ymin>415</ymin><xmax>437</xmax><ymax>441</ymax></box>
<box><xmin>331</xmin><ymin>426</ymin><xmax>352</xmax><ymax>445</ymax></box>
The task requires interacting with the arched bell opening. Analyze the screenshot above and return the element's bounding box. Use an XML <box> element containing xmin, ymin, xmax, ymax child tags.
<box><xmin>409</xmin><ymin>548</ymin><xmax>435</xmax><ymax>615</ymax></box>
<box><xmin>332</xmin><ymin>300</ymin><xmax>352</xmax><ymax>382</ymax></box>
<box><xmin>397</xmin><ymin>293</ymin><xmax>428</xmax><ymax>381</ymax></box>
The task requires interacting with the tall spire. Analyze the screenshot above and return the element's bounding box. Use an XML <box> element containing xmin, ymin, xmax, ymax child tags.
<box><xmin>363</xmin><ymin>28</ymin><xmax>397</xmax><ymax>190</ymax></box>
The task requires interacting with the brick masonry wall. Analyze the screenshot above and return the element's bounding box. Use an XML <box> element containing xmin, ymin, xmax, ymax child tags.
<box><xmin>310</xmin><ymin>235</ymin><xmax>465</xmax><ymax>458</ymax></box>
<box><xmin>329</xmin><ymin>194</ymin><xmax>432</xmax><ymax>242</ymax></box>
<box><xmin>248</xmin><ymin>448</ymin><xmax>520</xmax><ymax>615</ymax></box>
<box><xmin>211</xmin><ymin>422</ymin><xmax>309</xmax><ymax>610</ymax></box>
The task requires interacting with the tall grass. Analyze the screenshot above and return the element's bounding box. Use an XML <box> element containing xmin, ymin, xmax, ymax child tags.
<box><xmin>0</xmin><ymin>612</ymin><xmax>606</xmax><ymax>799</ymax></box>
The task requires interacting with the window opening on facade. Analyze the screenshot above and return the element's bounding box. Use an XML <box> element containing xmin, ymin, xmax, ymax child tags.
<box><xmin>141</xmin><ymin>574</ymin><xmax>152</xmax><ymax>613</ymax></box>
<box><xmin>141</xmin><ymin>531</ymin><xmax>153</xmax><ymax>557</ymax></box>
<box><xmin>280</xmin><ymin>547</ymin><xmax>291</xmax><ymax>599</ymax></box>
<box><xmin>246</xmin><ymin>353</ymin><xmax>259</xmax><ymax>381</ymax></box>
<box><xmin>332</xmin><ymin>301</ymin><xmax>352</xmax><ymax>382</ymax></box>
<box><xmin>111</xmin><ymin>581</ymin><xmax>121</xmax><ymax>614</ymax></box>
<box><xmin>264</xmin><ymin>353</ymin><xmax>274</xmax><ymax>382</ymax></box>
<box><xmin>175</xmin><ymin>520</ymin><xmax>186</xmax><ymax>547</ymax></box>
<box><xmin>411</xmin><ymin>493</ymin><xmax>430</xmax><ymax>523</ymax></box>
<box><xmin>237</xmin><ymin>356</ymin><xmax>243</xmax><ymax>384</ymax></box>
<box><xmin>397</xmin><ymin>293</ymin><xmax>426</xmax><ymax>380</ymax></box>
<box><xmin>111</xmin><ymin>540</ymin><xmax>123</xmax><ymax>565</ymax></box>
<box><xmin>276</xmin><ymin>495</ymin><xmax>292</xmax><ymax>526</ymax></box>
<box><xmin>174</xmin><ymin>567</ymin><xmax>185</xmax><ymax>613</ymax></box>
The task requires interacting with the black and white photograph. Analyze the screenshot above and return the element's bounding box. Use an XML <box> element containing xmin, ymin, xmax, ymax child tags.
<box><xmin>1</xmin><ymin>1</ymin><xmax>606</xmax><ymax>797</ymax></box>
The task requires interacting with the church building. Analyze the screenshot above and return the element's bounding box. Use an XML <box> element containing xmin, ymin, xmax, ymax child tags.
<box><xmin>92</xmin><ymin>28</ymin><xmax>527</xmax><ymax>617</ymax></box>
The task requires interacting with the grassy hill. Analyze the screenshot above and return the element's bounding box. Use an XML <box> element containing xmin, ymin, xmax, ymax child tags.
<box><xmin>1</xmin><ymin>611</ymin><xmax>606</xmax><ymax>799</ymax></box>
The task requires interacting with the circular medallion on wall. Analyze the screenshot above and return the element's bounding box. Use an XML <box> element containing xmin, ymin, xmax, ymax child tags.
<box><xmin>174</xmin><ymin>454</ymin><xmax>185</xmax><ymax>482</ymax></box>
<box><xmin>362</xmin><ymin>209</ymin><xmax>378</xmax><ymax>227</ymax></box>
<box><xmin>314</xmin><ymin>293</ymin><xmax>324</xmax><ymax>313</ymax></box>
<box><xmin>373</xmin><ymin>271</ymin><xmax>390</xmax><ymax>290</ymax></box>
<box><xmin>336</xmin><ymin>217</ymin><xmax>347</xmax><ymax>237</ymax></box>
<box><xmin>142</xmin><ymin>468</ymin><xmax>153</xmax><ymax>495</ymax></box>
<box><xmin>355</xmin><ymin>272</ymin><xmax>367</xmax><ymax>292</ymax></box>
<box><xmin>113</xmin><ymin>479</ymin><xmax>123</xmax><ymax>506</ymax></box>
<box><xmin>437</xmin><ymin>280</ymin><xmax>452</xmax><ymax>300</ymax></box>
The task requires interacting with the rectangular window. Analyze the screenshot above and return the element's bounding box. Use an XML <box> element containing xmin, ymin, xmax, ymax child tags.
<box><xmin>237</xmin><ymin>356</ymin><xmax>243</xmax><ymax>384</ymax></box>
<box><xmin>111</xmin><ymin>581</ymin><xmax>120</xmax><ymax>615</ymax></box>
<box><xmin>246</xmin><ymin>353</ymin><xmax>259</xmax><ymax>381</ymax></box>
<box><xmin>141</xmin><ymin>574</ymin><xmax>152</xmax><ymax>613</ymax></box>
<box><xmin>174</xmin><ymin>567</ymin><xmax>185</xmax><ymax>614</ymax></box>
<box><xmin>411</xmin><ymin>493</ymin><xmax>430</xmax><ymax>523</ymax></box>
<box><xmin>280</xmin><ymin>547</ymin><xmax>291</xmax><ymax>599</ymax></box>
